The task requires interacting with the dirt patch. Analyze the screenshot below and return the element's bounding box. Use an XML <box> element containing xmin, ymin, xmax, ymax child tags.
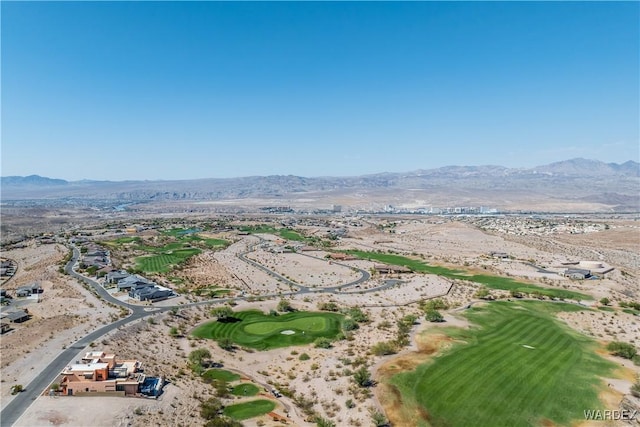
<box><xmin>38</xmin><ymin>410</ymin><xmax>69</xmax><ymax>426</ymax></box>
<box><xmin>376</xmin><ymin>333</ymin><xmax>454</xmax><ymax>427</ymax></box>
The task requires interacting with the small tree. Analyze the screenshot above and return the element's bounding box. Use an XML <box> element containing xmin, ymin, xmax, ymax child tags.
<box><xmin>189</xmin><ymin>348</ymin><xmax>211</xmax><ymax>371</ymax></box>
<box><xmin>600</xmin><ymin>297</ymin><xmax>611</xmax><ymax>306</ymax></box>
<box><xmin>353</xmin><ymin>367</ymin><xmax>372</xmax><ymax>387</ymax></box>
<box><xmin>475</xmin><ymin>287</ymin><xmax>490</xmax><ymax>299</ymax></box>
<box><xmin>371</xmin><ymin>341</ymin><xmax>397</xmax><ymax>356</ymax></box>
<box><xmin>314</xmin><ymin>337</ymin><xmax>332</xmax><ymax>349</ymax></box>
<box><xmin>214</xmin><ymin>379</ymin><xmax>230</xmax><ymax>398</ymax></box>
<box><xmin>318</xmin><ymin>302</ymin><xmax>339</xmax><ymax>312</ymax></box>
<box><xmin>315</xmin><ymin>416</ymin><xmax>336</xmax><ymax>427</ymax></box>
<box><xmin>400</xmin><ymin>314</ymin><xmax>418</xmax><ymax>326</ymax></box>
<box><xmin>200</xmin><ymin>397</ymin><xmax>223</xmax><ymax>420</ymax></box>
<box><xmin>218</xmin><ymin>338</ymin><xmax>235</xmax><ymax>352</ymax></box>
<box><xmin>342</xmin><ymin>318</ymin><xmax>359</xmax><ymax>331</ymax></box>
<box><xmin>277</xmin><ymin>299</ymin><xmax>293</xmax><ymax>312</ymax></box>
<box><xmin>371</xmin><ymin>409</ymin><xmax>390</xmax><ymax>427</ymax></box>
<box><xmin>211</xmin><ymin>306</ymin><xmax>233</xmax><ymax>321</ymax></box>
<box><xmin>422</xmin><ymin>298</ymin><xmax>448</xmax><ymax>311</ymax></box>
<box><xmin>607</xmin><ymin>341</ymin><xmax>637</xmax><ymax>359</ymax></box>
<box><xmin>347</xmin><ymin>307</ymin><xmax>369</xmax><ymax>323</ymax></box>
<box><xmin>425</xmin><ymin>309</ymin><xmax>444</xmax><ymax>323</ymax></box>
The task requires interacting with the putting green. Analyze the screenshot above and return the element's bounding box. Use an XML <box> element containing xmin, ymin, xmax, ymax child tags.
<box><xmin>243</xmin><ymin>317</ymin><xmax>328</xmax><ymax>334</ymax></box>
<box><xmin>223</xmin><ymin>399</ymin><xmax>276</xmax><ymax>420</ymax></box>
<box><xmin>192</xmin><ymin>310</ymin><xmax>345</xmax><ymax>350</ymax></box>
<box><xmin>231</xmin><ymin>383</ymin><xmax>260</xmax><ymax>397</ymax></box>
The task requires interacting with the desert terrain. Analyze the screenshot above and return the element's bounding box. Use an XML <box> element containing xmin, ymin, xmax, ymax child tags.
<box><xmin>1</xmin><ymin>212</ymin><xmax>639</xmax><ymax>427</ymax></box>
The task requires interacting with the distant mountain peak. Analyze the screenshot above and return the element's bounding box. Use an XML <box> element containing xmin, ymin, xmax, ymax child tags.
<box><xmin>532</xmin><ymin>158</ymin><xmax>639</xmax><ymax>177</ymax></box>
<box><xmin>0</xmin><ymin>175</ymin><xmax>68</xmax><ymax>186</ymax></box>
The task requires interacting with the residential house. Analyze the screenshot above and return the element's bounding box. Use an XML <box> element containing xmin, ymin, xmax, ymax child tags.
<box><xmin>1</xmin><ymin>319</ymin><xmax>11</xmax><ymax>334</ymax></box>
<box><xmin>374</xmin><ymin>264</ymin><xmax>411</xmax><ymax>274</ymax></box>
<box><xmin>59</xmin><ymin>351</ymin><xmax>144</xmax><ymax>396</ymax></box>
<box><xmin>328</xmin><ymin>253</ymin><xmax>357</xmax><ymax>261</ymax></box>
<box><xmin>105</xmin><ymin>270</ymin><xmax>130</xmax><ymax>284</ymax></box>
<box><xmin>16</xmin><ymin>283</ymin><xmax>42</xmax><ymax>296</ymax></box>
<box><xmin>129</xmin><ymin>287</ymin><xmax>173</xmax><ymax>302</ymax></box>
<box><xmin>2</xmin><ymin>309</ymin><xmax>30</xmax><ymax>323</ymax></box>
<box><xmin>562</xmin><ymin>268</ymin><xmax>592</xmax><ymax>280</ymax></box>
<box><xmin>116</xmin><ymin>275</ymin><xmax>155</xmax><ymax>291</ymax></box>
<box><xmin>15</xmin><ymin>288</ymin><xmax>30</xmax><ymax>298</ymax></box>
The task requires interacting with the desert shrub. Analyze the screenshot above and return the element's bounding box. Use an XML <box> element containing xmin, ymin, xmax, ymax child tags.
<box><xmin>425</xmin><ymin>309</ymin><xmax>444</xmax><ymax>323</ymax></box>
<box><xmin>607</xmin><ymin>341</ymin><xmax>637</xmax><ymax>359</ymax></box>
<box><xmin>315</xmin><ymin>338</ymin><xmax>332</xmax><ymax>349</ymax></box>
<box><xmin>371</xmin><ymin>341</ymin><xmax>397</xmax><ymax>356</ymax></box>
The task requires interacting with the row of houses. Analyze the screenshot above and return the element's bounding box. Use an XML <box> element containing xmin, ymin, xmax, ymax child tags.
<box><xmin>80</xmin><ymin>246</ymin><xmax>110</xmax><ymax>270</ymax></box>
<box><xmin>0</xmin><ymin>260</ymin><xmax>17</xmax><ymax>278</ymax></box>
<box><xmin>1</xmin><ymin>308</ymin><xmax>30</xmax><ymax>333</ymax></box>
<box><xmin>105</xmin><ymin>271</ymin><xmax>175</xmax><ymax>302</ymax></box>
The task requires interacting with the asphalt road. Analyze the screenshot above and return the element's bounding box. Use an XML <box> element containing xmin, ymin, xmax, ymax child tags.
<box><xmin>0</xmin><ymin>247</ymin><xmax>168</xmax><ymax>426</ymax></box>
<box><xmin>0</xmin><ymin>239</ymin><xmax>396</xmax><ymax>426</ymax></box>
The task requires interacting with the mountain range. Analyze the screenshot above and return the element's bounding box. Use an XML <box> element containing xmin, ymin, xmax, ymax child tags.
<box><xmin>2</xmin><ymin>158</ymin><xmax>639</xmax><ymax>212</ymax></box>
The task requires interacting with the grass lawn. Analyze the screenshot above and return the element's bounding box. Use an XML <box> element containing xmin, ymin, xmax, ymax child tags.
<box><xmin>239</xmin><ymin>225</ymin><xmax>306</xmax><ymax>241</ymax></box>
<box><xmin>103</xmin><ymin>229</ymin><xmax>228</xmax><ymax>274</ymax></box>
<box><xmin>101</xmin><ymin>236</ymin><xmax>141</xmax><ymax>247</ymax></box>
<box><xmin>202</xmin><ymin>369</ymin><xmax>240</xmax><ymax>383</ymax></box>
<box><xmin>194</xmin><ymin>287</ymin><xmax>232</xmax><ymax>298</ymax></box>
<box><xmin>388</xmin><ymin>301</ymin><xmax>615</xmax><ymax>427</ymax></box>
<box><xmin>135</xmin><ymin>247</ymin><xmax>201</xmax><ymax>273</ymax></box>
<box><xmin>192</xmin><ymin>310</ymin><xmax>345</xmax><ymax>350</ymax></box>
<box><xmin>223</xmin><ymin>399</ymin><xmax>276</xmax><ymax>420</ymax></box>
<box><xmin>231</xmin><ymin>383</ymin><xmax>260</xmax><ymax>397</ymax></box>
<box><xmin>346</xmin><ymin>250</ymin><xmax>590</xmax><ymax>300</ymax></box>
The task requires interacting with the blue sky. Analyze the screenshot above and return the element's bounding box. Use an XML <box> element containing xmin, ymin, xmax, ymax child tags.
<box><xmin>2</xmin><ymin>1</ymin><xmax>638</xmax><ymax>181</ymax></box>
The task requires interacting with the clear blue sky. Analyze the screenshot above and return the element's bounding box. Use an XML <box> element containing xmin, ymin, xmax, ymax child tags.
<box><xmin>2</xmin><ymin>1</ymin><xmax>638</xmax><ymax>181</ymax></box>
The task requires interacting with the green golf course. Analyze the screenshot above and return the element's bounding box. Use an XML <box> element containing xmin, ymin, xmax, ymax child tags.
<box><xmin>386</xmin><ymin>301</ymin><xmax>616</xmax><ymax>427</ymax></box>
<box><xmin>346</xmin><ymin>250</ymin><xmax>590</xmax><ymax>300</ymax></box>
<box><xmin>223</xmin><ymin>399</ymin><xmax>276</xmax><ymax>420</ymax></box>
<box><xmin>192</xmin><ymin>310</ymin><xmax>345</xmax><ymax>350</ymax></box>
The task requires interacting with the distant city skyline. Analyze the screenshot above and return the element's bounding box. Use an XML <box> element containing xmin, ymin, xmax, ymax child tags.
<box><xmin>2</xmin><ymin>1</ymin><xmax>638</xmax><ymax>181</ymax></box>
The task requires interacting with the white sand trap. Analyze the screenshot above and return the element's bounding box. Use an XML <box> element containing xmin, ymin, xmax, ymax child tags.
<box><xmin>281</xmin><ymin>330</ymin><xmax>295</xmax><ymax>335</ymax></box>
<box><xmin>522</xmin><ymin>345</ymin><xmax>535</xmax><ymax>349</ymax></box>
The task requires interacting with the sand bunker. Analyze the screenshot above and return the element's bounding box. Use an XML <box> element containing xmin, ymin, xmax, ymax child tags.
<box><xmin>522</xmin><ymin>345</ymin><xmax>535</xmax><ymax>349</ymax></box>
<box><xmin>281</xmin><ymin>330</ymin><xmax>295</xmax><ymax>335</ymax></box>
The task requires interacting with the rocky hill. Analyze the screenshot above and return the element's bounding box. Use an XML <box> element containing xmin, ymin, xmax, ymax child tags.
<box><xmin>1</xmin><ymin>158</ymin><xmax>638</xmax><ymax>212</ymax></box>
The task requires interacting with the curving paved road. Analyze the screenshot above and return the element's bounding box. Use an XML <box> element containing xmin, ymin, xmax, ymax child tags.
<box><xmin>0</xmin><ymin>248</ymin><xmax>163</xmax><ymax>426</ymax></box>
<box><xmin>1</xmin><ymin>237</ymin><xmax>401</xmax><ymax>426</ymax></box>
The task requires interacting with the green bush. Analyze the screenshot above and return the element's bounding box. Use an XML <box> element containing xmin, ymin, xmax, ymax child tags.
<box><xmin>371</xmin><ymin>341</ymin><xmax>397</xmax><ymax>356</ymax></box>
<box><xmin>606</xmin><ymin>341</ymin><xmax>637</xmax><ymax>359</ymax></box>
<box><xmin>425</xmin><ymin>309</ymin><xmax>444</xmax><ymax>323</ymax></box>
<box><xmin>314</xmin><ymin>337</ymin><xmax>332</xmax><ymax>349</ymax></box>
